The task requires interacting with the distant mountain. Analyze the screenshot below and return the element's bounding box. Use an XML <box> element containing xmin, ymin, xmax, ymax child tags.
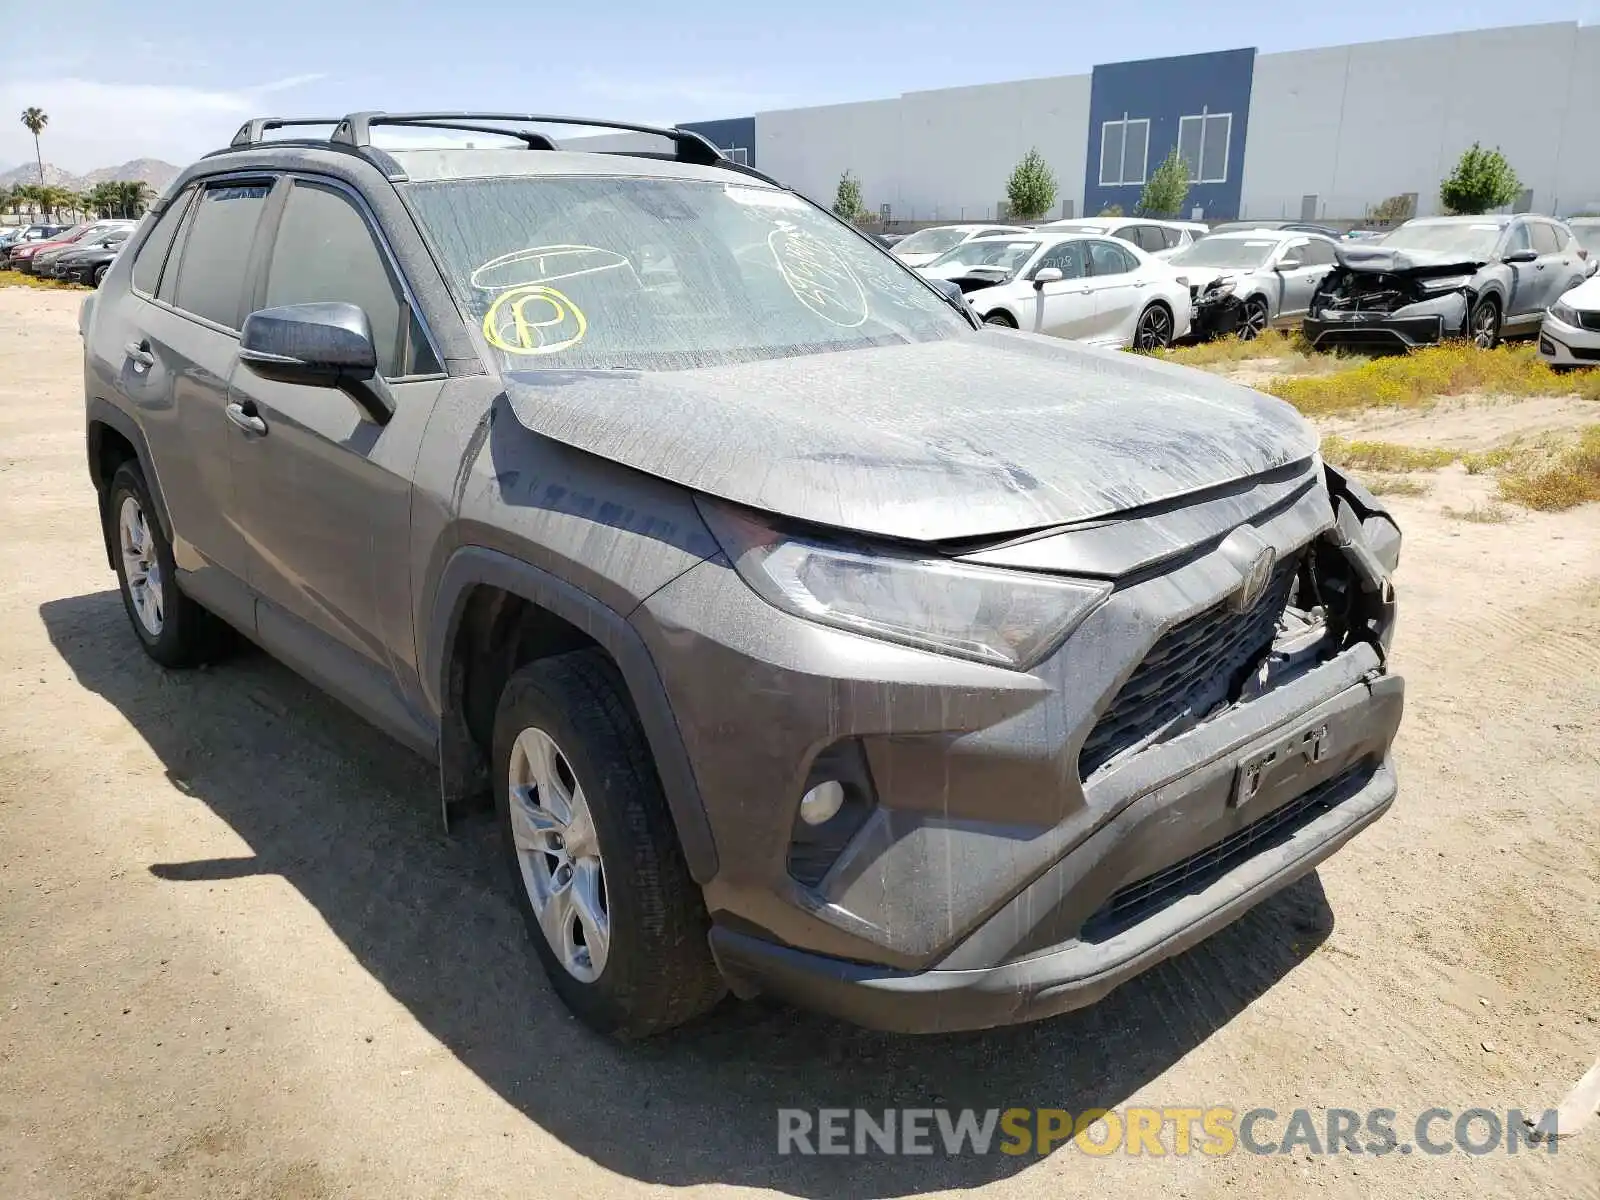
<box><xmin>0</xmin><ymin>159</ymin><xmax>179</xmax><ymax>192</ymax></box>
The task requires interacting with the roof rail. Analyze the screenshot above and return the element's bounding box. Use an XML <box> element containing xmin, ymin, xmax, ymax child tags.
<box><xmin>229</xmin><ymin>117</ymin><xmax>346</xmax><ymax>148</ymax></box>
<box><xmin>328</xmin><ymin>111</ymin><xmax>726</xmax><ymax>166</ymax></box>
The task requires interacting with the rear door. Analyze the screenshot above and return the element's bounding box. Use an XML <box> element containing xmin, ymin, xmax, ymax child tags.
<box><xmin>111</xmin><ymin>178</ymin><xmax>275</xmax><ymax>631</ymax></box>
<box><xmin>1084</xmin><ymin>239</ymin><xmax>1144</xmax><ymax>341</ymax></box>
<box><xmin>224</xmin><ymin>175</ymin><xmax>446</xmax><ymax>746</ymax></box>
<box><xmin>1528</xmin><ymin>220</ymin><xmax>1580</xmax><ymax>315</ymax></box>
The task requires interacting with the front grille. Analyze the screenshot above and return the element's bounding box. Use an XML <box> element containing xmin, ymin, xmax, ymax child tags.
<box><xmin>1578</xmin><ymin>311</ymin><xmax>1600</xmax><ymax>331</ymax></box>
<box><xmin>1078</xmin><ymin>557</ymin><xmax>1298</xmax><ymax>779</ymax></box>
<box><xmin>1080</xmin><ymin>760</ymin><xmax>1372</xmax><ymax>940</ymax></box>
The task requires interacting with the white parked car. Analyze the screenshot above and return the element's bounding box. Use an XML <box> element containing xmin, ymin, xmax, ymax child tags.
<box><xmin>890</xmin><ymin>223</ymin><xmax>1030</xmax><ymax>267</ymax></box>
<box><xmin>921</xmin><ymin>232</ymin><xmax>1192</xmax><ymax>349</ymax></box>
<box><xmin>1040</xmin><ymin>217</ymin><xmax>1202</xmax><ymax>261</ymax></box>
<box><xmin>1540</xmin><ymin>275</ymin><xmax>1600</xmax><ymax>367</ymax></box>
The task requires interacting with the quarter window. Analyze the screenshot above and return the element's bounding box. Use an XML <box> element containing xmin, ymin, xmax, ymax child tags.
<box><xmin>131</xmin><ymin>186</ymin><xmax>194</xmax><ymax>296</ymax></box>
<box><xmin>169</xmin><ymin>182</ymin><xmax>273</xmax><ymax>329</ymax></box>
<box><xmin>1177</xmin><ymin>112</ymin><xmax>1233</xmax><ymax>184</ymax></box>
<box><xmin>264</xmin><ymin>181</ymin><xmax>439</xmax><ymax>378</ymax></box>
<box><xmin>1099</xmin><ymin>118</ymin><xmax>1150</xmax><ymax>187</ymax></box>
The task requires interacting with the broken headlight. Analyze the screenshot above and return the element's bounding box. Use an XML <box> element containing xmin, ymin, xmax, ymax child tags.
<box><xmin>699</xmin><ymin>501</ymin><xmax>1109</xmax><ymax>669</ymax></box>
<box><xmin>1417</xmin><ymin>275</ymin><xmax>1473</xmax><ymax>294</ymax></box>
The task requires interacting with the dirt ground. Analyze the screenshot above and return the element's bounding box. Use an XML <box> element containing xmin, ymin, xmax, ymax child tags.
<box><xmin>1</xmin><ymin>286</ymin><xmax>1597</xmax><ymax>1200</ymax></box>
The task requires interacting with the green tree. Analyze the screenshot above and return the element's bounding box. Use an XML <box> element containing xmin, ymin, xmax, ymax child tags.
<box><xmin>1137</xmin><ymin>148</ymin><xmax>1190</xmax><ymax>217</ymax></box>
<box><xmin>831</xmin><ymin>170</ymin><xmax>866</xmax><ymax>223</ymax></box>
<box><xmin>1369</xmin><ymin>194</ymin><xmax>1414</xmax><ymax>224</ymax></box>
<box><xmin>1004</xmin><ymin>148</ymin><xmax>1058</xmax><ymax>222</ymax></box>
<box><xmin>20</xmin><ymin>107</ymin><xmax>48</xmax><ymax>187</ymax></box>
<box><xmin>1439</xmin><ymin>143</ymin><xmax>1521</xmax><ymax>215</ymax></box>
<box><xmin>1097</xmin><ymin>203</ymin><xmax>1124</xmax><ymax>218</ymax></box>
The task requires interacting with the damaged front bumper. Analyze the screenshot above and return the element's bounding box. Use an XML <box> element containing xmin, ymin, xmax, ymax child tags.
<box><xmin>1304</xmin><ymin>272</ymin><xmax>1472</xmax><ymax>349</ymax></box>
<box><xmin>634</xmin><ymin>460</ymin><xmax>1405</xmax><ymax>1032</ymax></box>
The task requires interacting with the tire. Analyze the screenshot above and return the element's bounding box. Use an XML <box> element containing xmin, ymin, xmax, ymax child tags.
<box><xmin>92</xmin><ymin>262</ymin><xmax>108</xmax><ymax>288</ymax></box>
<box><xmin>106</xmin><ymin>461</ymin><xmax>229</xmax><ymax>668</ymax></box>
<box><xmin>982</xmin><ymin>311</ymin><xmax>1017</xmax><ymax>328</ymax></box>
<box><xmin>1239</xmin><ymin>296</ymin><xmax>1270</xmax><ymax>341</ymax></box>
<box><xmin>1132</xmin><ymin>302</ymin><xmax>1175</xmax><ymax>350</ymax></box>
<box><xmin>1469</xmin><ymin>297</ymin><xmax>1501</xmax><ymax>349</ymax></box>
<box><xmin>492</xmin><ymin>649</ymin><xmax>724</xmax><ymax>1038</ymax></box>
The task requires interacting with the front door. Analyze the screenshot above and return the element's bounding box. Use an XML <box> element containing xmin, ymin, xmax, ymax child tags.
<box><xmin>1273</xmin><ymin>238</ymin><xmax>1335</xmax><ymax>321</ymax></box>
<box><xmin>1501</xmin><ymin>222</ymin><xmax>1545</xmax><ymax>324</ymax></box>
<box><xmin>224</xmin><ymin>176</ymin><xmax>445</xmax><ymax>747</ymax></box>
<box><xmin>1028</xmin><ymin>240</ymin><xmax>1097</xmax><ymax>338</ymax></box>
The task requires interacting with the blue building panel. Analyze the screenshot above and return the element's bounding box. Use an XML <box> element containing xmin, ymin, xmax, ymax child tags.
<box><xmin>1084</xmin><ymin>48</ymin><xmax>1255</xmax><ymax>220</ymax></box>
<box><xmin>677</xmin><ymin>117</ymin><xmax>756</xmax><ymax>165</ymax></box>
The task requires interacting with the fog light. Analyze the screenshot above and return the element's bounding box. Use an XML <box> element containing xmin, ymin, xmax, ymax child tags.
<box><xmin>798</xmin><ymin>780</ymin><xmax>845</xmax><ymax>826</ymax></box>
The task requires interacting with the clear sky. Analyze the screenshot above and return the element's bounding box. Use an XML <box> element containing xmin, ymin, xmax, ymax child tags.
<box><xmin>2</xmin><ymin>0</ymin><xmax>1595</xmax><ymax>172</ymax></box>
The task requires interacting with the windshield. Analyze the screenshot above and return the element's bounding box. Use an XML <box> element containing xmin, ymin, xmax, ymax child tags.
<box><xmin>405</xmin><ymin>176</ymin><xmax>965</xmax><ymax>371</ymax></box>
<box><xmin>892</xmin><ymin>227</ymin><xmax>972</xmax><ymax>256</ymax></box>
<box><xmin>926</xmin><ymin>238</ymin><xmax>1039</xmax><ymax>275</ymax></box>
<box><xmin>1381</xmin><ymin>222</ymin><xmax>1502</xmax><ymax>258</ymax></box>
<box><xmin>1170</xmin><ymin>238</ymin><xmax>1279</xmax><ymax>269</ymax></box>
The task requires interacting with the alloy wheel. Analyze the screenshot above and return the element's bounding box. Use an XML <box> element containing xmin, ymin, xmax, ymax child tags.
<box><xmin>1240</xmin><ymin>300</ymin><xmax>1269</xmax><ymax>340</ymax></box>
<box><xmin>1135</xmin><ymin>306</ymin><xmax>1173</xmax><ymax>350</ymax></box>
<box><xmin>1471</xmin><ymin>304</ymin><xmax>1498</xmax><ymax>349</ymax></box>
<box><xmin>507</xmin><ymin>726</ymin><xmax>610</xmax><ymax>983</ymax></box>
<box><xmin>118</xmin><ymin>495</ymin><xmax>164</xmax><ymax>637</ymax></box>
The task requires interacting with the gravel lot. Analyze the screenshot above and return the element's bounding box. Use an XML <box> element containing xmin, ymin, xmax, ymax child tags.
<box><xmin>1</xmin><ymin>286</ymin><xmax>1596</xmax><ymax>1200</ymax></box>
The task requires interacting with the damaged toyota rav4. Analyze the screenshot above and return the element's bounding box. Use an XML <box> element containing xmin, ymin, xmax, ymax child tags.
<box><xmin>81</xmin><ymin>112</ymin><xmax>1404</xmax><ymax>1038</ymax></box>
<box><xmin>1305</xmin><ymin>214</ymin><xmax>1590</xmax><ymax>350</ymax></box>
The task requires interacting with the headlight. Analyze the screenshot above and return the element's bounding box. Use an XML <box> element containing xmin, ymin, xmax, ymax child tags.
<box><xmin>1550</xmin><ymin>301</ymin><xmax>1582</xmax><ymax>327</ymax></box>
<box><xmin>699</xmin><ymin>502</ymin><xmax>1110</xmax><ymax>669</ymax></box>
<box><xmin>1417</xmin><ymin>275</ymin><xmax>1473</xmax><ymax>293</ymax></box>
<box><xmin>1209</xmin><ymin>278</ymin><xmax>1237</xmax><ymax>296</ymax></box>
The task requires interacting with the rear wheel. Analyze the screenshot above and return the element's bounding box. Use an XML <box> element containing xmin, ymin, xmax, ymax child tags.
<box><xmin>1469</xmin><ymin>297</ymin><xmax>1501</xmax><ymax>349</ymax></box>
<box><xmin>92</xmin><ymin>262</ymin><xmax>109</xmax><ymax>288</ymax></box>
<box><xmin>1239</xmin><ymin>296</ymin><xmax>1270</xmax><ymax>340</ymax></box>
<box><xmin>493</xmin><ymin>649</ymin><xmax>724</xmax><ymax>1038</ymax></box>
<box><xmin>1132</xmin><ymin>302</ymin><xmax>1174</xmax><ymax>350</ymax></box>
<box><xmin>982</xmin><ymin>311</ymin><xmax>1017</xmax><ymax>329</ymax></box>
<box><xmin>107</xmin><ymin>462</ymin><xmax>230</xmax><ymax>667</ymax></box>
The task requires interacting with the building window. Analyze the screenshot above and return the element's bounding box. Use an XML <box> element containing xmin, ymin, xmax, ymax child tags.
<box><xmin>723</xmin><ymin>146</ymin><xmax>750</xmax><ymax>165</ymax></box>
<box><xmin>1177</xmin><ymin>111</ymin><xmax>1231</xmax><ymax>184</ymax></box>
<box><xmin>1099</xmin><ymin>118</ymin><xmax>1150</xmax><ymax>187</ymax></box>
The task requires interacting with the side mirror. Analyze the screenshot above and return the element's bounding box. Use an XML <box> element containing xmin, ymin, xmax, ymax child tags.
<box><xmin>1033</xmin><ymin>266</ymin><xmax>1063</xmax><ymax>289</ymax></box>
<box><xmin>1502</xmin><ymin>249</ymin><xmax>1537</xmax><ymax>264</ymax></box>
<box><xmin>1277</xmin><ymin>257</ymin><xmax>1303</xmax><ymax>271</ymax></box>
<box><xmin>238</xmin><ymin>302</ymin><xmax>393</xmax><ymax>424</ymax></box>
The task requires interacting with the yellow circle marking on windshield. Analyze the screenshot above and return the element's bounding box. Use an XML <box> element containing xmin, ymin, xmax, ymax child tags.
<box><xmin>482</xmin><ymin>285</ymin><xmax>588</xmax><ymax>355</ymax></box>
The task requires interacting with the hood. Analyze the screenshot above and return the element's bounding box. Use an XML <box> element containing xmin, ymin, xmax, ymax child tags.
<box><xmin>500</xmin><ymin>332</ymin><xmax>1317</xmax><ymax>543</ymax></box>
<box><xmin>1333</xmin><ymin>243</ymin><xmax>1486</xmax><ymax>275</ymax></box>
<box><xmin>1558</xmin><ymin>274</ymin><xmax>1600</xmax><ymax>311</ymax></box>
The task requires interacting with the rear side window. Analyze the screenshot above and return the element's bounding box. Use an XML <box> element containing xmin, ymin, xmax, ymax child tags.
<box><xmin>1088</xmin><ymin>239</ymin><xmax>1138</xmax><ymax>275</ymax></box>
<box><xmin>170</xmin><ymin>183</ymin><xmax>272</xmax><ymax>329</ymax></box>
<box><xmin>131</xmin><ymin>188</ymin><xmax>193</xmax><ymax>295</ymax></box>
<box><xmin>1162</xmin><ymin>227</ymin><xmax>1184</xmax><ymax>249</ymax></box>
<box><xmin>1138</xmin><ymin>226</ymin><xmax>1168</xmax><ymax>253</ymax></box>
<box><xmin>1529</xmin><ymin>222</ymin><xmax>1560</xmax><ymax>255</ymax></box>
<box><xmin>264</xmin><ymin>181</ymin><xmax>438</xmax><ymax>377</ymax></box>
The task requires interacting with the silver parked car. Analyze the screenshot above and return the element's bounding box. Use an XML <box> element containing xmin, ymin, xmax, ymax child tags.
<box><xmin>1168</xmin><ymin>230</ymin><xmax>1341</xmax><ymax>339</ymax></box>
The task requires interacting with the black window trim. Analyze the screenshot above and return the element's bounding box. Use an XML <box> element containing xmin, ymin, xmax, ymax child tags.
<box><xmin>144</xmin><ymin>170</ymin><xmax>280</xmax><ymax>337</ymax></box>
<box><xmin>129</xmin><ymin>184</ymin><xmax>198</xmax><ymax>300</ymax></box>
<box><xmin>1085</xmin><ymin>237</ymin><xmax>1138</xmax><ymax>277</ymax></box>
<box><xmin>258</xmin><ymin>171</ymin><xmax>447</xmax><ymax>381</ymax></box>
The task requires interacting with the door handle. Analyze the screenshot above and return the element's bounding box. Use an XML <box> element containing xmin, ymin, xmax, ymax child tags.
<box><xmin>1133</xmin><ymin>280</ymin><xmax>1149</xmax><ymax>288</ymax></box>
<box><xmin>226</xmin><ymin>401</ymin><xmax>267</xmax><ymax>436</ymax></box>
<box><xmin>124</xmin><ymin>340</ymin><xmax>155</xmax><ymax>369</ymax></box>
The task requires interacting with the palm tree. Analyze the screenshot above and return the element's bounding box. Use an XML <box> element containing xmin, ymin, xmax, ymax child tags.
<box><xmin>20</xmin><ymin>107</ymin><xmax>48</xmax><ymax>187</ymax></box>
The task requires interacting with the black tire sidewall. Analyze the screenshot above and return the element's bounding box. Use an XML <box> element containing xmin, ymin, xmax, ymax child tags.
<box><xmin>491</xmin><ymin>653</ymin><xmax>720</xmax><ymax>1037</ymax></box>
<box><xmin>1472</xmin><ymin>299</ymin><xmax>1500</xmax><ymax>347</ymax></box>
<box><xmin>1241</xmin><ymin>297</ymin><xmax>1269</xmax><ymax>339</ymax></box>
<box><xmin>983</xmin><ymin>312</ymin><xmax>1016</xmax><ymax>328</ymax></box>
<box><xmin>1137</xmin><ymin>303</ymin><xmax>1172</xmax><ymax>348</ymax></box>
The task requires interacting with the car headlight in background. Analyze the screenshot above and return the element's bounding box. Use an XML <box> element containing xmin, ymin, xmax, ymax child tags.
<box><xmin>1417</xmin><ymin>275</ymin><xmax>1473</xmax><ymax>293</ymax></box>
<box><xmin>1549</xmin><ymin>300</ymin><xmax>1582</xmax><ymax>327</ymax></box>
<box><xmin>698</xmin><ymin>501</ymin><xmax>1110</xmax><ymax>669</ymax></box>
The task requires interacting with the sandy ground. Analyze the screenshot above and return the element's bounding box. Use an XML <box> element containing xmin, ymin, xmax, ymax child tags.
<box><xmin>1</xmin><ymin>286</ymin><xmax>1597</xmax><ymax>1200</ymax></box>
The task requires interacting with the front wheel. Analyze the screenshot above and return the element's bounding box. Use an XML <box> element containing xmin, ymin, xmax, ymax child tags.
<box><xmin>1132</xmin><ymin>303</ymin><xmax>1174</xmax><ymax>350</ymax></box>
<box><xmin>1469</xmin><ymin>297</ymin><xmax>1500</xmax><ymax>349</ymax></box>
<box><xmin>982</xmin><ymin>311</ymin><xmax>1017</xmax><ymax>329</ymax></box>
<box><xmin>493</xmin><ymin>649</ymin><xmax>724</xmax><ymax>1038</ymax></box>
<box><xmin>1239</xmin><ymin>296</ymin><xmax>1270</xmax><ymax>340</ymax></box>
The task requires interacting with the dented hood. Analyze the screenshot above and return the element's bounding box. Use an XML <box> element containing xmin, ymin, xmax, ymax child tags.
<box><xmin>1333</xmin><ymin>243</ymin><xmax>1486</xmax><ymax>276</ymax></box>
<box><xmin>501</xmin><ymin>332</ymin><xmax>1317</xmax><ymax>543</ymax></box>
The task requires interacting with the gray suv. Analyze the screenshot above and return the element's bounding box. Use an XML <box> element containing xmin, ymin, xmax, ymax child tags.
<box><xmin>82</xmin><ymin>111</ymin><xmax>1405</xmax><ymax>1038</ymax></box>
